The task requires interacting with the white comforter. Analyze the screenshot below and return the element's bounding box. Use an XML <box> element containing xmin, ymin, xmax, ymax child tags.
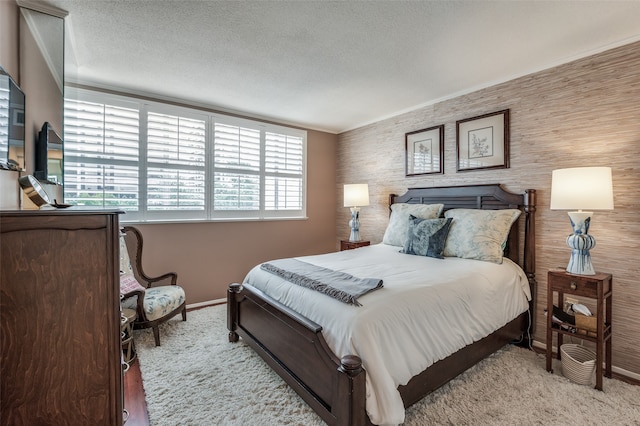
<box><xmin>243</xmin><ymin>243</ymin><xmax>531</xmax><ymax>426</ymax></box>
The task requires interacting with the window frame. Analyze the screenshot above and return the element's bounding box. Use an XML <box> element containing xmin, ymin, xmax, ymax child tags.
<box><xmin>64</xmin><ymin>87</ymin><xmax>307</xmax><ymax>223</ymax></box>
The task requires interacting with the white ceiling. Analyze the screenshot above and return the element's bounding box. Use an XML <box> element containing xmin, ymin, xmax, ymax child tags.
<box><xmin>47</xmin><ymin>0</ymin><xmax>640</xmax><ymax>134</ymax></box>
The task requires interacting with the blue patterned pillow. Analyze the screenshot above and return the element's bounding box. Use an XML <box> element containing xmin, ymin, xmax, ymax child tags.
<box><xmin>382</xmin><ymin>203</ymin><xmax>444</xmax><ymax>247</ymax></box>
<box><xmin>443</xmin><ymin>209</ymin><xmax>521</xmax><ymax>264</ymax></box>
<box><xmin>401</xmin><ymin>216</ymin><xmax>453</xmax><ymax>259</ymax></box>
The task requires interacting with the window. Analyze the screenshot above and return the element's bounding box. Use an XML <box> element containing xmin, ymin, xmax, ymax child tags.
<box><xmin>0</xmin><ymin>84</ymin><xmax>9</xmax><ymax>160</ymax></box>
<box><xmin>64</xmin><ymin>97</ymin><xmax>141</xmax><ymax>212</ymax></box>
<box><xmin>64</xmin><ymin>88</ymin><xmax>306</xmax><ymax>222</ymax></box>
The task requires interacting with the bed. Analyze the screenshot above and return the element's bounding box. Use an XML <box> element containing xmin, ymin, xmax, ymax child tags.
<box><xmin>227</xmin><ymin>184</ymin><xmax>536</xmax><ymax>425</ymax></box>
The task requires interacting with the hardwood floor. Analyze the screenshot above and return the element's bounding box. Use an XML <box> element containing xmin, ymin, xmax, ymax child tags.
<box><xmin>124</xmin><ymin>358</ymin><xmax>150</xmax><ymax>426</ymax></box>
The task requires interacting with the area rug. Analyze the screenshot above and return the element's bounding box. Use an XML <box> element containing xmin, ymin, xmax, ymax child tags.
<box><xmin>134</xmin><ymin>305</ymin><xmax>639</xmax><ymax>425</ymax></box>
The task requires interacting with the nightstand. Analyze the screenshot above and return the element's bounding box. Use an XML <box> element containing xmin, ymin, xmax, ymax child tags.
<box><xmin>340</xmin><ymin>240</ymin><xmax>370</xmax><ymax>251</ymax></box>
<box><xmin>546</xmin><ymin>269</ymin><xmax>612</xmax><ymax>390</ymax></box>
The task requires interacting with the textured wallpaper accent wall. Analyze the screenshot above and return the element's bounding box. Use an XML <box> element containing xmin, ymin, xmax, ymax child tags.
<box><xmin>337</xmin><ymin>41</ymin><xmax>640</xmax><ymax>376</ymax></box>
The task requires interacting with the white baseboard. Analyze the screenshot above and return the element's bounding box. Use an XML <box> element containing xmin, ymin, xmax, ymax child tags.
<box><xmin>186</xmin><ymin>298</ymin><xmax>226</xmax><ymax>310</ymax></box>
<box><xmin>532</xmin><ymin>340</ymin><xmax>640</xmax><ymax>382</ymax></box>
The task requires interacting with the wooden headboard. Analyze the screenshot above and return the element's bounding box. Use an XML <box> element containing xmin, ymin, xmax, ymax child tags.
<box><xmin>390</xmin><ymin>184</ymin><xmax>537</xmax><ymax>323</ymax></box>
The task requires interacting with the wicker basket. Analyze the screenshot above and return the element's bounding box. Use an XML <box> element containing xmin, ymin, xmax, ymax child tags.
<box><xmin>560</xmin><ymin>344</ymin><xmax>596</xmax><ymax>385</ymax></box>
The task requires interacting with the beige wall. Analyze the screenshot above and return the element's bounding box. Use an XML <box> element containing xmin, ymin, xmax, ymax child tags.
<box><xmin>337</xmin><ymin>41</ymin><xmax>640</xmax><ymax>376</ymax></box>
<box><xmin>0</xmin><ymin>1</ymin><xmax>20</xmax><ymax>209</ymax></box>
<box><xmin>0</xmin><ymin>0</ymin><xmax>19</xmax><ymax>79</ymax></box>
<box><xmin>19</xmin><ymin>8</ymin><xmax>65</xmax><ymax>174</ymax></box>
<box><xmin>129</xmin><ymin>129</ymin><xmax>338</xmax><ymax>305</ymax></box>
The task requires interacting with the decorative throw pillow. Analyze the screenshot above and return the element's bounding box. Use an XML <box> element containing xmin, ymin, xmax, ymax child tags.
<box><xmin>119</xmin><ymin>231</ymin><xmax>145</xmax><ymax>296</ymax></box>
<box><xmin>401</xmin><ymin>216</ymin><xmax>453</xmax><ymax>259</ymax></box>
<box><xmin>382</xmin><ymin>203</ymin><xmax>444</xmax><ymax>247</ymax></box>
<box><xmin>120</xmin><ymin>232</ymin><xmax>133</xmax><ymax>275</ymax></box>
<box><xmin>120</xmin><ymin>273</ymin><xmax>146</xmax><ymax>295</ymax></box>
<box><xmin>443</xmin><ymin>209</ymin><xmax>522</xmax><ymax>264</ymax></box>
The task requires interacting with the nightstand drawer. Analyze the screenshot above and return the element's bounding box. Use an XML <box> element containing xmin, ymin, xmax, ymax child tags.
<box><xmin>548</xmin><ymin>270</ymin><xmax>611</xmax><ymax>298</ymax></box>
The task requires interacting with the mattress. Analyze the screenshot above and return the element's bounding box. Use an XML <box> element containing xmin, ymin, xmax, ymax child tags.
<box><xmin>243</xmin><ymin>243</ymin><xmax>531</xmax><ymax>425</ymax></box>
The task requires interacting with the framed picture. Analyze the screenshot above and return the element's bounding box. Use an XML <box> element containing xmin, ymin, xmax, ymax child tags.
<box><xmin>456</xmin><ymin>109</ymin><xmax>510</xmax><ymax>172</ymax></box>
<box><xmin>405</xmin><ymin>124</ymin><xmax>444</xmax><ymax>176</ymax></box>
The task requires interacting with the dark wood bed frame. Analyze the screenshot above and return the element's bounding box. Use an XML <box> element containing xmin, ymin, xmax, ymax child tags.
<box><xmin>228</xmin><ymin>184</ymin><xmax>536</xmax><ymax>425</ymax></box>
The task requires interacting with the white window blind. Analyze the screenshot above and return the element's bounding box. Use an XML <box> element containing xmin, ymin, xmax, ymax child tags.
<box><xmin>265</xmin><ymin>132</ymin><xmax>303</xmax><ymax>211</ymax></box>
<box><xmin>64</xmin><ymin>88</ymin><xmax>306</xmax><ymax>222</ymax></box>
<box><xmin>146</xmin><ymin>112</ymin><xmax>206</xmax><ymax>212</ymax></box>
<box><xmin>0</xmin><ymin>86</ymin><xmax>9</xmax><ymax>160</ymax></box>
<box><xmin>64</xmin><ymin>98</ymin><xmax>141</xmax><ymax>212</ymax></box>
<box><xmin>213</xmin><ymin>123</ymin><xmax>261</xmax><ymax>210</ymax></box>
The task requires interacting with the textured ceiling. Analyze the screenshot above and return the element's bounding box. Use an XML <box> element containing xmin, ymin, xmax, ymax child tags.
<box><xmin>47</xmin><ymin>0</ymin><xmax>640</xmax><ymax>133</ymax></box>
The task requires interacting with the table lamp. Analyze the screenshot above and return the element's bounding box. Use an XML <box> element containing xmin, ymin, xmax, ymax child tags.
<box><xmin>344</xmin><ymin>184</ymin><xmax>369</xmax><ymax>242</ymax></box>
<box><xmin>550</xmin><ymin>167</ymin><xmax>614</xmax><ymax>275</ymax></box>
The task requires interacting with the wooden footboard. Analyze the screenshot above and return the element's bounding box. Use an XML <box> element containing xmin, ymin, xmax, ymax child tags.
<box><xmin>228</xmin><ymin>282</ymin><xmax>527</xmax><ymax>426</ymax></box>
<box><xmin>227</xmin><ymin>283</ymin><xmax>367</xmax><ymax>425</ymax></box>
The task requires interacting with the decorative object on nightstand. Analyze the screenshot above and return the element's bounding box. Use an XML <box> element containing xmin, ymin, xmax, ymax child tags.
<box><xmin>343</xmin><ymin>183</ymin><xmax>369</xmax><ymax>242</ymax></box>
<box><xmin>546</xmin><ymin>269</ymin><xmax>612</xmax><ymax>390</ymax></box>
<box><xmin>340</xmin><ymin>240</ymin><xmax>370</xmax><ymax>251</ymax></box>
<box><xmin>550</xmin><ymin>166</ymin><xmax>614</xmax><ymax>275</ymax></box>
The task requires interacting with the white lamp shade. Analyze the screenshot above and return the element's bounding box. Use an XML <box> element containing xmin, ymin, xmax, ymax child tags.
<box><xmin>344</xmin><ymin>184</ymin><xmax>370</xmax><ymax>207</ymax></box>
<box><xmin>550</xmin><ymin>167</ymin><xmax>614</xmax><ymax>211</ymax></box>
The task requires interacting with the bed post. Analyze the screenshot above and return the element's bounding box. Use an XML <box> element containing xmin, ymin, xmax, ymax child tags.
<box><xmin>228</xmin><ymin>283</ymin><xmax>241</xmax><ymax>342</ymax></box>
<box><xmin>523</xmin><ymin>189</ymin><xmax>537</xmax><ymax>335</ymax></box>
<box><xmin>336</xmin><ymin>355</ymin><xmax>367</xmax><ymax>426</ymax></box>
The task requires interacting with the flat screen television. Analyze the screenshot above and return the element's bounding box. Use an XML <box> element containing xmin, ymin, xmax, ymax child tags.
<box><xmin>35</xmin><ymin>122</ymin><xmax>63</xmax><ymax>183</ymax></box>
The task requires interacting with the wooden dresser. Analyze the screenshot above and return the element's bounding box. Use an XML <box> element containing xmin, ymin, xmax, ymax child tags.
<box><xmin>1</xmin><ymin>209</ymin><xmax>124</xmax><ymax>425</ymax></box>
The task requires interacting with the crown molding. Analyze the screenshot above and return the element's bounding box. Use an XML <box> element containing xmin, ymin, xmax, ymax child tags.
<box><xmin>16</xmin><ymin>0</ymin><xmax>68</xmax><ymax>19</ymax></box>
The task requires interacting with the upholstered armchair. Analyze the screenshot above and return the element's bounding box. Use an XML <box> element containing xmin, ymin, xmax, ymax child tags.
<box><xmin>119</xmin><ymin>226</ymin><xmax>186</xmax><ymax>346</ymax></box>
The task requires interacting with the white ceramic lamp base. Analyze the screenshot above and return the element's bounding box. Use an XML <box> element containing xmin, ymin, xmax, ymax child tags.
<box><xmin>565</xmin><ymin>211</ymin><xmax>596</xmax><ymax>275</ymax></box>
<box><xmin>348</xmin><ymin>207</ymin><xmax>361</xmax><ymax>242</ymax></box>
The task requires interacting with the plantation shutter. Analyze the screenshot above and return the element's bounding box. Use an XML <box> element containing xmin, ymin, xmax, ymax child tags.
<box><xmin>0</xmin><ymin>84</ymin><xmax>9</xmax><ymax>160</ymax></box>
<box><xmin>64</xmin><ymin>98</ymin><xmax>140</xmax><ymax>212</ymax></box>
<box><xmin>64</xmin><ymin>88</ymin><xmax>306</xmax><ymax>221</ymax></box>
<box><xmin>264</xmin><ymin>132</ymin><xmax>303</xmax><ymax>210</ymax></box>
<box><xmin>146</xmin><ymin>112</ymin><xmax>206</xmax><ymax>212</ymax></box>
<box><xmin>213</xmin><ymin>123</ymin><xmax>261</xmax><ymax>210</ymax></box>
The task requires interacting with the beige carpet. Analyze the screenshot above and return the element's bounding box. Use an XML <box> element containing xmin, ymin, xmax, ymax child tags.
<box><xmin>134</xmin><ymin>305</ymin><xmax>639</xmax><ymax>425</ymax></box>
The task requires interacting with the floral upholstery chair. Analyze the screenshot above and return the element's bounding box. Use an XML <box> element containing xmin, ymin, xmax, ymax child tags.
<box><xmin>120</xmin><ymin>226</ymin><xmax>186</xmax><ymax>346</ymax></box>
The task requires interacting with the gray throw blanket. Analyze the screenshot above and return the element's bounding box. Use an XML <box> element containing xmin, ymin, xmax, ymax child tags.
<box><xmin>260</xmin><ymin>259</ymin><xmax>383</xmax><ymax>306</ymax></box>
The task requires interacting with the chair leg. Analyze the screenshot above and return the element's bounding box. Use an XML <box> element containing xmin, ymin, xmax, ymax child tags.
<box><xmin>152</xmin><ymin>326</ymin><xmax>161</xmax><ymax>346</ymax></box>
<box><xmin>182</xmin><ymin>307</ymin><xmax>187</xmax><ymax>322</ymax></box>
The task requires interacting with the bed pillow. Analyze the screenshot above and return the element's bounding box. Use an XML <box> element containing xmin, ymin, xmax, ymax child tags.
<box><xmin>443</xmin><ymin>208</ymin><xmax>521</xmax><ymax>264</ymax></box>
<box><xmin>382</xmin><ymin>203</ymin><xmax>444</xmax><ymax>247</ymax></box>
<box><xmin>401</xmin><ymin>216</ymin><xmax>453</xmax><ymax>259</ymax></box>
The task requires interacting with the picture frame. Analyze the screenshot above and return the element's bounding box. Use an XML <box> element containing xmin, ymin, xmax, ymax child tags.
<box><xmin>405</xmin><ymin>124</ymin><xmax>444</xmax><ymax>176</ymax></box>
<box><xmin>456</xmin><ymin>109</ymin><xmax>510</xmax><ymax>172</ymax></box>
